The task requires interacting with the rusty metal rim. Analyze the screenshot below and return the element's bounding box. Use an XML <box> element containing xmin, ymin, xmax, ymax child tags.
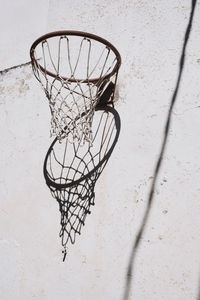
<box><xmin>30</xmin><ymin>30</ymin><xmax>121</xmax><ymax>83</ymax></box>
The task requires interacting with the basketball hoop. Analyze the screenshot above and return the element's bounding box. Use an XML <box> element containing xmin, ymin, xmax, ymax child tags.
<box><xmin>30</xmin><ymin>31</ymin><xmax>121</xmax><ymax>260</ymax></box>
<box><xmin>30</xmin><ymin>31</ymin><xmax>121</xmax><ymax>143</ymax></box>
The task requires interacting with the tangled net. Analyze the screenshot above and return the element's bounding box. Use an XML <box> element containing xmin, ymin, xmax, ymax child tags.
<box><xmin>43</xmin><ymin>107</ymin><xmax>120</xmax><ymax>260</ymax></box>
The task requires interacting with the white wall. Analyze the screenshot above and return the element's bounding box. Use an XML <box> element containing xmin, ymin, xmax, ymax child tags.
<box><xmin>0</xmin><ymin>0</ymin><xmax>49</xmax><ymax>69</ymax></box>
<box><xmin>1</xmin><ymin>1</ymin><xmax>200</xmax><ymax>299</ymax></box>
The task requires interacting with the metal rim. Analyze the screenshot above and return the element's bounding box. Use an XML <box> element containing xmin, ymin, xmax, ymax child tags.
<box><xmin>30</xmin><ymin>30</ymin><xmax>121</xmax><ymax>83</ymax></box>
<box><xmin>43</xmin><ymin>106</ymin><xmax>121</xmax><ymax>189</ymax></box>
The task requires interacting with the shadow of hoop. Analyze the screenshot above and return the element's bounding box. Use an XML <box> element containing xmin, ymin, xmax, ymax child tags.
<box><xmin>43</xmin><ymin>106</ymin><xmax>121</xmax><ymax>261</ymax></box>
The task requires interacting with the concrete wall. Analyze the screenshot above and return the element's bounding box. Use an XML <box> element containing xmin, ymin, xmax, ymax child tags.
<box><xmin>0</xmin><ymin>0</ymin><xmax>49</xmax><ymax>70</ymax></box>
<box><xmin>1</xmin><ymin>1</ymin><xmax>200</xmax><ymax>299</ymax></box>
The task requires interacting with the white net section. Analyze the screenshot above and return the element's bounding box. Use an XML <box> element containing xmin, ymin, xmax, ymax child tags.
<box><xmin>31</xmin><ymin>34</ymin><xmax>120</xmax><ymax>143</ymax></box>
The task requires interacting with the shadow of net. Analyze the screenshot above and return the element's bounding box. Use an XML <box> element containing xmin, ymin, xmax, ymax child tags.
<box><xmin>43</xmin><ymin>106</ymin><xmax>120</xmax><ymax>260</ymax></box>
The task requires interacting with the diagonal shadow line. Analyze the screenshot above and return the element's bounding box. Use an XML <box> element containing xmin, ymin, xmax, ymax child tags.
<box><xmin>0</xmin><ymin>61</ymin><xmax>32</xmax><ymax>76</ymax></box>
<box><xmin>197</xmin><ymin>274</ymin><xmax>200</xmax><ymax>300</ymax></box>
<box><xmin>122</xmin><ymin>1</ymin><xmax>197</xmax><ymax>299</ymax></box>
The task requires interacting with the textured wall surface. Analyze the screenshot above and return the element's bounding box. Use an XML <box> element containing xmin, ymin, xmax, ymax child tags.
<box><xmin>1</xmin><ymin>1</ymin><xmax>200</xmax><ymax>299</ymax></box>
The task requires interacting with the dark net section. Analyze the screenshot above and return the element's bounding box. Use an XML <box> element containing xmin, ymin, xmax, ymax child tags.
<box><xmin>44</xmin><ymin>107</ymin><xmax>120</xmax><ymax>260</ymax></box>
<box><xmin>30</xmin><ymin>32</ymin><xmax>121</xmax><ymax>143</ymax></box>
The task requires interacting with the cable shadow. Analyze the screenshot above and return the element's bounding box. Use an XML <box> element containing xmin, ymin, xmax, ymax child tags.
<box><xmin>43</xmin><ymin>106</ymin><xmax>121</xmax><ymax>261</ymax></box>
<box><xmin>197</xmin><ymin>273</ymin><xmax>200</xmax><ymax>300</ymax></box>
<box><xmin>122</xmin><ymin>1</ymin><xmax>197</xmax><ymax>299</ymax></box>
